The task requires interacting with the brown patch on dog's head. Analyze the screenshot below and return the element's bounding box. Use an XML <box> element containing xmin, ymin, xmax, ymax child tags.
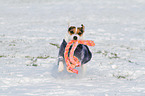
<box><xmin>68</xmin><ymin>26</ymin><xmax>76</xmax><ymax>35</ymax></box>
<box><xmin>76</xmin><ymin>24</ymin><xmax>85</xmax><ymax>37</ymax></box>
<box><xmin>68</xmin><ymin>24</ymin><xmax>85</xmax><ymax>37</ymax></box>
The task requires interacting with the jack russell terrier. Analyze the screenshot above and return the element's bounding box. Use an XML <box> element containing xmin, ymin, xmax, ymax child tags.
<box><xmin>57</xmin><ymin>24</ymin><xmax>92</xmax><ymax>73</ymax></box>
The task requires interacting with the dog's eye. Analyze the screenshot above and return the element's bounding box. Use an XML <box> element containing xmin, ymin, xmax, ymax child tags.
<box><xmin>70</xmin><ymin>31</ymin><xmax>74</xmax><ymax>34</ymax></box>
<box><xmin>78</xmin><ymin>32</ymin><xmax>82</xmax><ymax>35</ymax></box>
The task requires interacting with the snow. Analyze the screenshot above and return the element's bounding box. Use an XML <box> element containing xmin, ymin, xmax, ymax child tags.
<box><xmin>0</xmin><ymin>0</ymin><xmax>145</xmax><ymax>96</ymax></box>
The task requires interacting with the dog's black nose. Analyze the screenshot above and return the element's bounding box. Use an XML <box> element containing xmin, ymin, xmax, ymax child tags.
<box><xmin>73</xmin><ymin>36</ymin><xmax>77</xmax><ymax>40</ymax></box>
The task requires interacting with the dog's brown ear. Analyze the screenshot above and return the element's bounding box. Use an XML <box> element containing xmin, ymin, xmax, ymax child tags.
<box><xmin>68</xmin><ymin>26</ymin><xmax>76</xmax><ymax>35</ymax></box>
<box><xmin>81</xmin><ymin>24</ymin><xmax>85</xmax><ymax>32</ymax></box>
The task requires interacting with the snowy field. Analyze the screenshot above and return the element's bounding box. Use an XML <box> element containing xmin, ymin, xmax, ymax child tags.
<box><xmin>0</xmin><ymin>0</ymin><xmax>145</xmax><ymax>96</ymax></box>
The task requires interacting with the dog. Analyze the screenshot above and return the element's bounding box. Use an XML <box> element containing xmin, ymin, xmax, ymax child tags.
<box><xmin>57</xmin><ymin>24</ymin><xmax>92</xmax><ymax>73</ymax></box>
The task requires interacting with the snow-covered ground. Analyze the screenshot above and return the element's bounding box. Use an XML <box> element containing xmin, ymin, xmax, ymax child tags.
<box><xmin>0</xmin><ymin>0</ymin><xmax>145</xmax><ymax>95</ymax></box>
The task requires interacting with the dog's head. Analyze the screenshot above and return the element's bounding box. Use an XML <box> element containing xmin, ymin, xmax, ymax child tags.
<box><xmin>67</xmin><ymin>24</ymin><xmax>85</xmax><ymax>41</ymax></box>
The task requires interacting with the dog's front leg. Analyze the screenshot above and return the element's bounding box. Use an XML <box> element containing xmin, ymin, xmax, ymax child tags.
<box><xmin>81</xmin><ymin>64</ymin><xmax>87</xmax><ymax>75</ymax></box>
<box><xmin>58</xmin><ymin>56</ymin><xmax>64</xmax><ymax>72</ymax></box>
<box><xmin>58</xmin><ymin>39</ymin><xmax>67</xmax><ymax>72</ymax></box>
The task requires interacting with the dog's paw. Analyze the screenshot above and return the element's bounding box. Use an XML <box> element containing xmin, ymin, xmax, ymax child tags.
<box><xmin>58</xmin><ymin>61</ymin><xmax>64</xmax><ymax>72</ymax></box>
